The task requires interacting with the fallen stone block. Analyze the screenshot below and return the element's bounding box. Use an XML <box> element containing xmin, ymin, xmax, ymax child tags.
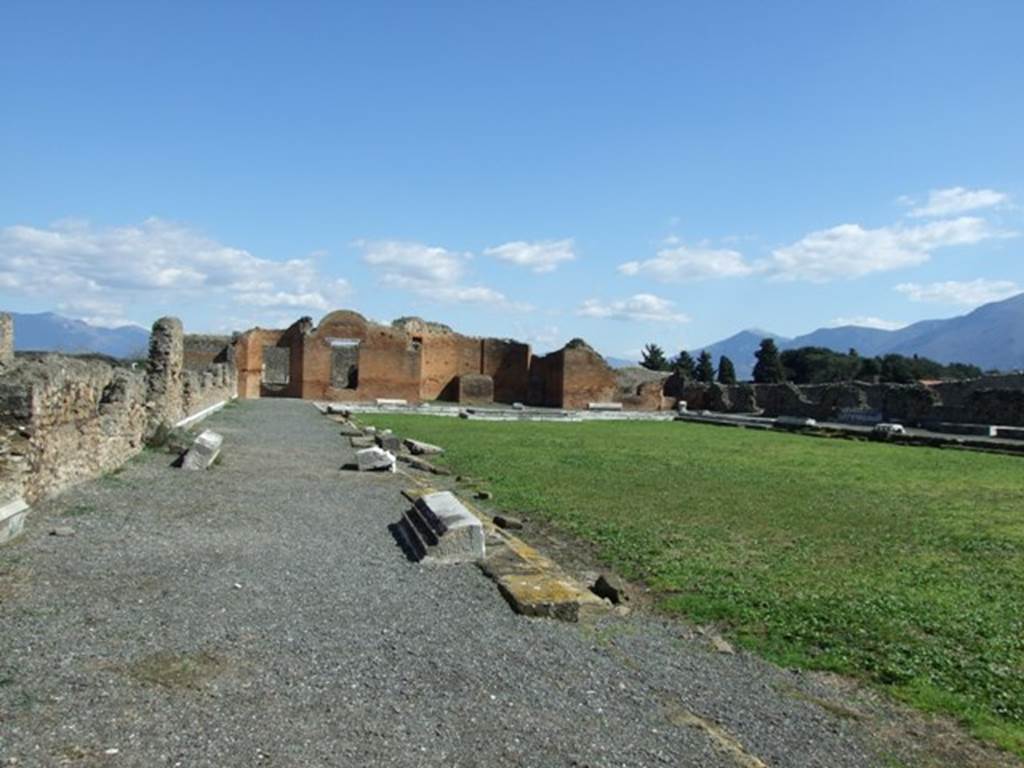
<box><xmin>457</xmin><ymin>374</ymin><xmax>494</xmax><ymax>405</ymax></box>
<box><xmin>495</xmin><ymin>573</ymin><xmax>607</xmax><ymax>621</ymax></box>
<box><xmin>350</xmin><ymin>435</ymin><xmax>375</xmax><ymax>449</ymax></box>
<box><xmin>493</xmin><ymin>514</ymin><xmax>523</xmax><ymax>530</ymax></box>
<box><xmin>0</xmin><ymin>497</ymin><xmax>29</xmax><ymax>545</ymax></box>
<box><xmin>376</xmin><ymin>434</ymin><xmax>404</xmax><ymax>453</ymax></box>
<box><xmin>332</xmin><ymin>419</ymin><xmax>363</xmax><ymax>437</ymax></box>
<box><xmin>403</xmin><ymin>491</ymin><xmax>484</xmax><ymax>563</ymax></box>
<box><xmin>181</xmin><ymin>430</ymin><xmax>223</xmax><ymax>470</ymax></box>
<box><xmin>356</xmin><ymin>446</ymin><xmax>396</xmax><ymax>472</ymax></box>
<box><xmin>591</xmin><ymin>573</ymin><xmax>628</xmax><ymax>605</ymax></box>
<box><xmin>588</xmin><ymin>402</ymin><xmax>624</xmax><ymax>411</ymax></box>
<box><xmin>375</xmin><ymin>398</ymin><xmax>407</xmax><ymax>407</ymax></box>
<box><xmin>404</xmin><ymin>438</ymin><xmax>444</xmax><ymax>456</ymax></box>
<box><xmin>396</xmin><ymin>454</ymin><xmax>451</xmax><ymax>475</ymax></box>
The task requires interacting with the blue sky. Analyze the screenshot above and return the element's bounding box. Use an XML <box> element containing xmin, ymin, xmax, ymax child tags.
<box><xmin>1</xmin><ymin>1</ymin><xmax>1022</xmax><ymax>358</ymax></box>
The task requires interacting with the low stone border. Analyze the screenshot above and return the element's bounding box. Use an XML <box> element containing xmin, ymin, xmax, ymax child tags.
<box><xmin>401</xmin><ymin>485</ymin><xmax>608</xmax><ymax>622</ymax></box>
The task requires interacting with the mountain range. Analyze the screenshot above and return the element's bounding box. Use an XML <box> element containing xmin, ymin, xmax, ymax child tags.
<box><xmin>686</xmin><ymin>292</ymin><xmax>1024</xmax><ymax>379</ymax></box>
<box><xmin>8</xmin><ymin>312</ymin><xmax>150</xmax><ymax>359</ymax></box>
<box><xmin>7</xmin><ymin>294</ymin><xmax>1024</xmax><ymax>375</ymax></box>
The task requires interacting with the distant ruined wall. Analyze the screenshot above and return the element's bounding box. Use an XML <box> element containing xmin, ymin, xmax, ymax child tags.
<box><xmin>183</xmin><ymin>334</ymin><xmax>233</xmax><ymax>370</ymax></box>
<box><xmin>0</xmin><ymin>313</ymin><xmax>237</xmax><ymax>509</ymax></box>
<box><xmin>233</xmin><ymin>311</ymin><xmax>533</xmax><ymax>406</ymax></box>
<box><xmin>528</xmin><ymin>340</ymin><xmax>617</xmax><ymax>410</ymax></box>
<box><xmin>669</xmin><ymin>377</ymin><xmax>1024</xmax><ymax>427</ymax></box>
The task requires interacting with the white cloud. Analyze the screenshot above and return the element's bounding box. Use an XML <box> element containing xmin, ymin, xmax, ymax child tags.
<box><xmin>907</xmin><ymin>187</ymin><xmax>1009</xmax><ymax>218</ymax></box>
<box><xmin>769</xmin><ymin>216</ymin><xmax>1010</xmax><ymax>282</ymax></box>
<box><xmin>0</xmin><ymin>218</ymin><xmax>349</xmax><ymax>326</ymax></box>
<box><xmin>484</xmin><ymin>238</ymin><xmax>576</xmax><ymax>273</ymax></box>
<box><xmin>357</xmin><ymin>239</ymin><xmax>522</xmax><ymax>308</ymax></box>
<box><xmin>894</xmin><ymin>279</ymin><xmax>1021</xmax><ymax>306</ymax></box>
<box><xmin>829</xmin><ymin>316</ymin><xmax>907</xmax><ymax>331</ymax></box>
<box><xmin>577</xmin><ymin>293</ymin><xmax>689</xmax><ymax>323</ymax></box>
<box><xmin>618</xmin><ymin>244</ymin><xmax>757</xmax><ymax>282</ymax></box>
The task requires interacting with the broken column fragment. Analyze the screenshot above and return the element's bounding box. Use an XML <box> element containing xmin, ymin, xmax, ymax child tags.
<box><xmin>402</xmin><ymin>491</ymin><xmax>484</xmax><ymax>563</ymax></box>
<box><xmin>181</xmin><ymin>430</ymin><xmax>223</xmax><ymax>470</ymax></box>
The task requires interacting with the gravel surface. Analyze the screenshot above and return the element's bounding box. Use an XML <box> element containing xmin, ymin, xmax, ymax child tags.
<box><xmin>1</xmin><ymin>399</ymin><xmax>885</xmax><ymax>767</ymax></box>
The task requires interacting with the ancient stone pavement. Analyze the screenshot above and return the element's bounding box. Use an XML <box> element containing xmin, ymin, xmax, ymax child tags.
<box><xmin>1</xmin><ymin>400</ymin><xmax>890</xmax><ymax>766</ymax></box>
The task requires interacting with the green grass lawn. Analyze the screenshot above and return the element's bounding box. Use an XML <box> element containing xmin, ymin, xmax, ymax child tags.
<box><xmin>369</xmin><ymin>415</ymin><xmax>1024</xmax><ymax>754</ymax></box>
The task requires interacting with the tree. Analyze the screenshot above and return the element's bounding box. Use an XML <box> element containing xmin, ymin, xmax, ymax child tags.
<box><xmin>672</xmin><ymin>350</ymin><xmax>697</xmax><ymax>381</ymax></box>
<box><xmin>640</xmin><ymin>343</ymin><xmax>670</xmax><ymax>371</ymax></box>
<box><xmin>696</xmin><ymin>350</ymin><xmax>715</xmax><ymax>383</ymax></box>
<box><xmin>752</xmin><ymin>338</ymin><xmax>786</xmax><ymax>383</ymax></box>
<box><xmin>717</xmin><ymin>355</ymin><xmax>737</xmax><ymax>384</ymax></box>
<box><xmin>857</xmin><ymin>356</ymin><xmax>881</xmax><ymax>381</ymax></box>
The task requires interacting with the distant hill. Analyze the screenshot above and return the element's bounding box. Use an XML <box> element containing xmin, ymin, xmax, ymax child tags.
<box><xmin>9</xmin><ymin>312</ymin><xmax>150</xmax><ymax>359</ymax></box>
<box><xmin>605</xmin><ymin>356</ymin><xmax>638</xmax><ymax>369</ymax></box>
<box><xmin>689</xmin><ymin>293</ymin><xmax>1024</xmax><ymax>379</ymax></box>
<box><xmin>689</xmin><ymin>329</ymin><xmax>790</xmax><ymax>380</ymax></box>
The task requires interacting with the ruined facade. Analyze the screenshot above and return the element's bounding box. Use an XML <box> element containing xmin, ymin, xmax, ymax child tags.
<box><xmin>232</xmin><ymin>311</ymin><xmax>616</xmax><ymax>409</ymax></box>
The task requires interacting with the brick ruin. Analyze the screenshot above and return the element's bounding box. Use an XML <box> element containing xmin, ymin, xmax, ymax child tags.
<box><xmin>232</xmin><ymin>311</ymin><xmax>620</xmax><ymax>409</ymax></box>
<box><xmin>228</xmin><ymin>309</ymin><xmax>1024</xmax><ymax>427</ymax></box>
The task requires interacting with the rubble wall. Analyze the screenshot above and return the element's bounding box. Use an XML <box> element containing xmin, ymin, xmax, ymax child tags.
<box><xmin>0</xmin><ymin>313</ymin><xmax>237</xmax><ymax>508</ymax></box>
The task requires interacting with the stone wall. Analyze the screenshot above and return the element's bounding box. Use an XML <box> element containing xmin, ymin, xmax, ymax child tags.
<box><xmin>183</xmin><ymin>334</ymin><xmax>233</xmax><ymax>370</ymax></box>
<box><xmin>670</xmin><ymin>376</ymin><xmax>1024</xmax><ymax>427</ymax></box>
<box><xmin>0</xmin><ymin>313</ymin><xmax>237</xmax><ymax>510</ymax></box>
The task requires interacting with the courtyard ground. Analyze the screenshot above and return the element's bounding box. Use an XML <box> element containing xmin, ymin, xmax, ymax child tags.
<box><xmin>368</xmin><ymin>412</ymin><xmax>1024</xmax><ymax>759</ymax></box>
<box><xmin>0</xmin><ymin>399</ymin><xmax>1018</xmax><ymax>767</ymax></box>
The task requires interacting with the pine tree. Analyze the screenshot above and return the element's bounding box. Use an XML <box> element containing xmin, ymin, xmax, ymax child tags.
<box><xmin>752</xmin><ymin>338</ymin><xmax>786</xmax><ymax>383</ymax></box>
<box><xmin>717</xmin><ymin>355</ymin><xmax>737</xmax><ymax>384</ymax></box>
<box><xmin>696</xmin><ymin>350</ymin><xmax>715</xmax><ymax>383</ymax></box>
<box><xmin>672</xmin><ymin>350</ymin><xmax>697</xmax><ymax>381</ymax></box>
<box><xmin>640</xmin><ymin>343</ymin><xmax>670</xmax><ymax>371</ymax></box>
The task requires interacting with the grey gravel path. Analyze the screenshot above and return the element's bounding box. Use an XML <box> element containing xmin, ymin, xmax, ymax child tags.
<box><xmin>1</xmin><ymin>399</ymin><xmax>884</xmax><ymax>767</ymax></box>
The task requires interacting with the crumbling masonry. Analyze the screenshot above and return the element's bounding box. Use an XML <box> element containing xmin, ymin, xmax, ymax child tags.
<box><xmin>0</xmin><ymin>314</ymin><xmax>236</xmax><ymax>509</ymax></box>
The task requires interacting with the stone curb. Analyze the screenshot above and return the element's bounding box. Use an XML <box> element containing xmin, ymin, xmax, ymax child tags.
<box><xmin>401</xmin><ymin>485</ymin><xmax>608</xmax><ymax>622</ymax></box>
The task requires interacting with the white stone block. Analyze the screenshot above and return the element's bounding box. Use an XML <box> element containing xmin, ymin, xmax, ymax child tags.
<box><xmin>0</xmin><ymin>497</ymin><xmax>28</xmax><ymax>545</ymax></box>
<box><xmin>181</xmin><ymin>430</ymin><xmax>223</xmax><ymax>470</ymax></box>
<box><xmin>588</xmin><ymin>402</ymin><xmax>623</xmax><ymax>411</ymax></box>
<box><xmin>375</xmin><ymin>398</ymin><xmax>408</xmax><ymax>407</ymax></box>
<box><xmin>411</xmin><ymin>491</ymin><xmax>485</xmax><ymax>562</ymax></box>
<box><xmin>356</xmin><ymin>446</ymin><xmax>396</xmax><ymax>472</ymax></box>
